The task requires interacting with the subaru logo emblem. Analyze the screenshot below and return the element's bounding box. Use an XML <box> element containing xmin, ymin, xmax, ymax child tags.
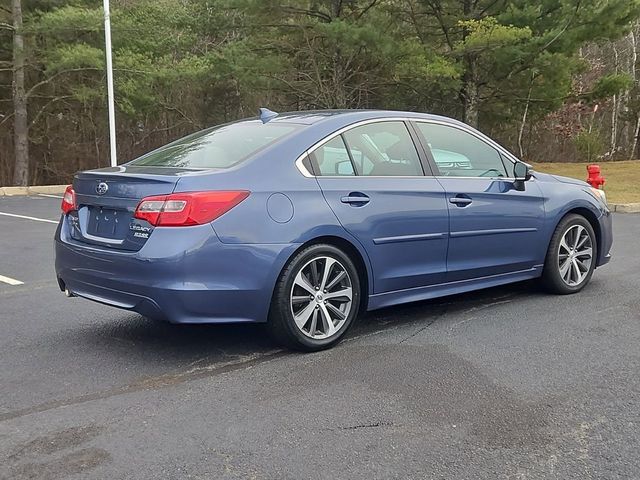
<box><xmin>96</xmin><ymin>182</ymin><xmax>109</xmax><ymax>195</ymax></box>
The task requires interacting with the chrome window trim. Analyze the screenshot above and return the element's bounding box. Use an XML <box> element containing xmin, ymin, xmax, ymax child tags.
<box><xmin>294</xmin><ymin>116</ymin><xmax>521</xmax><ymax>179</ymax></box>
<box><xmin>295</xmin><ymin>117</ymin><xmax>425</xmax><ymax>178</ymax></box>
<box><xmin>295</xmin><ymin>155</ymin><xmax>315</xmax><ymax>178</ymax></box>
<box><xmin>309</xmin><ymin>175</ymin><xmax>442</xmax><ymax>179</ymax></box>
<box><xmin>433</xmin><ymin>175</ymin><xmax>517</xmax><ymax>181</ymax></box>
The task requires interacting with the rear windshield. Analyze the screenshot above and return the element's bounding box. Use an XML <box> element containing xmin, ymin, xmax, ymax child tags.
<box><xmin>128</xmin><ymin>120</ymin><xmax>300</xmax><ymax>169</ymax></box>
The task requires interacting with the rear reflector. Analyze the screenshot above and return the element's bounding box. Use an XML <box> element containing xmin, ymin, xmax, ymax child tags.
<box><xmin>134</xmin><ymin>191</ymin><xmax>250</xmax><ymax>226</ymax></box>
<box><xmin>61</xmin><ymin>185</ymin><xmax>76</xmax><ymax>214</ymax></box>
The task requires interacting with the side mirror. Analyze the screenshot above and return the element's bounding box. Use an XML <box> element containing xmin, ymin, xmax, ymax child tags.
<box><xmin>514</xmin><ymin>162</ymin><xmax>532</xmax><ymax>182</ymax></box>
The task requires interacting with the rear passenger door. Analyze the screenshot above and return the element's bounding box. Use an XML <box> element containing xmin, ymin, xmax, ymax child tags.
<box><xmin>312</xmin><ymin>120</ymin><xmax>449</xmax><ymax>294</ymax></box>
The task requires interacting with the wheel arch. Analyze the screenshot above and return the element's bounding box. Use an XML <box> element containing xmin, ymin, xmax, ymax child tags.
<box><xmin>553</xmin><ymin>206</ymin><xmax>602</xmax><ymax>260</ymax></box>
<box><xmin>272</xmin><ymin>235</ymin><xmax>372</xmax><ymax>312</ymax></box>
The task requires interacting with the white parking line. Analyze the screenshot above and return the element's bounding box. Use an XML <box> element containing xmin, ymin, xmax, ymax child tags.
<box><xmin>0</xmin><ymin>212</ymin><xmax>58</xmax><ymax>224</ymax></box>
<box><xmin>38</xmin><ymin>193</ymin><xmax>63</xmax><ymax>199</ymax></box>
<box><xmin>0</xmin><ymin>275</ymin><xmax>24</xmax><ymax>286</ymax></box>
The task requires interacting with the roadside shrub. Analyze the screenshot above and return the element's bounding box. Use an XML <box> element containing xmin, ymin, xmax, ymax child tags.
<box><xmin>573</xmin><ymin>129</ymin><xmax>606</xmax><ymax>163</ymax></box>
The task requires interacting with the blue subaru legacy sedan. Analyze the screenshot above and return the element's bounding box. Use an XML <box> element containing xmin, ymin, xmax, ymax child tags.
<box><xmin>55</xmin><ymin>109</ymin><xmax>613</xmax><ymax>351</ymax></box>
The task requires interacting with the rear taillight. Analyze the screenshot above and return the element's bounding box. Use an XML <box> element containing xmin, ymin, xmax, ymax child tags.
<box><xmin>61</xmin><ymin>185</ymin><xmax>76</xmax><ymax>214</ymax></box>
<box><xmin>134</xmin><ymin>191</ymin><xmax>250</xmax><ymax>227</ymax></box>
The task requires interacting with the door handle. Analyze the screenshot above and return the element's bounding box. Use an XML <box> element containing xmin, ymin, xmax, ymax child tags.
<box><xmin>341</xmin><ymin>192</ymin><xmax>370</xmax><ymax>205</ymax></box>
<box><xmin>449</xmin><ymin>196</ymin><xmax>472</xmax><ymax>206</ymax></box>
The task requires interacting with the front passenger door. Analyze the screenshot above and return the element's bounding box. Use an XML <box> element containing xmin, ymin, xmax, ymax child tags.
<box><xmin>414</xmin><ymin>121</ymin><xmax>546</xmax><ymax>282</ymax></box>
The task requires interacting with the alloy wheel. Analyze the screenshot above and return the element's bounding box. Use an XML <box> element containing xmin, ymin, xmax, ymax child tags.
<box><xmin>558</xmin><ymin>224</ymin><xmax>593</xmax><ymax>287</ymax></box>
<box><xmin>289</xmin><ymin>256</ymin><xmax>353</xmax><ymax>340</ymax></box>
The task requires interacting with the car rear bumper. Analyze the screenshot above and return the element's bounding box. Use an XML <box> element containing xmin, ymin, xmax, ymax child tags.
<box><xmin>55</xmin><ymin>219</ymin><xmax>299</xmax><ymax>323</ymax></box>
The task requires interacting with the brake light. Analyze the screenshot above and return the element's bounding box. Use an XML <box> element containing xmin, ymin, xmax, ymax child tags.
<box><xmin>134</xmin><ymin>191</ymin><xmax>250</xmax><ymax>226</ymax></box>
<box><xmin>61</xmin><ymin>185</ymin><xmax>76</xmax><ymax>214</ymax></box>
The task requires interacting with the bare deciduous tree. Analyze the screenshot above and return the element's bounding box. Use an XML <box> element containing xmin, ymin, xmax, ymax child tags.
<box><xmin>11</xmin><ymin>0</ymin><xmax>28</xmax><ymax>186</ymax></box>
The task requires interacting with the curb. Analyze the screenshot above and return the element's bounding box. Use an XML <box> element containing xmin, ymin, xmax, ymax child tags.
<box><xmin>610</xmin><ymin>203</ymin><xmax>640</xmax><ymax>213</ymax></box>
<box><xmin>0</xmin><ymin>185</ymin><xmax>67</xmax><ymax>196</ymax></box>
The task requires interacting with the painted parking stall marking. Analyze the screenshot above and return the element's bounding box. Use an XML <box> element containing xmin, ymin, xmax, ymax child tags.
<box><xmin>0</xmin><ymin>211</ymin><xmax>58</xmax><ymax>224</ymax></box>
<box><xmin>0</xmin><ymin>274</ymin><xmax>24</xmax><ymax>286</ymax></box>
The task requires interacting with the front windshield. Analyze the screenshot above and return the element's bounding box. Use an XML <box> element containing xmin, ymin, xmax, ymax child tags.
<box><xmin>129</xmin><ymin>120</ymin><xmax>301</xmax><ymax>169</ymax></box>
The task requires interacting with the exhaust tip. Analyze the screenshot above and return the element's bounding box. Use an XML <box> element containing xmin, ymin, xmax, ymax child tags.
<box><xmin>58</xmin><ymin>277</ymin><xmax>74</xmax><ymax>297</ymax></box>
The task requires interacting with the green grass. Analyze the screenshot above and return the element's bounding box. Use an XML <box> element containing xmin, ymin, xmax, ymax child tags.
<box><xmin>533</xmin><ymin>160</ymin><xmax>640</xmax><ymax>204</ymax></box>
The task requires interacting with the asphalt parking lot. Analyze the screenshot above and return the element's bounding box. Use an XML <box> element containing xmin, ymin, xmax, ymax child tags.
<box><xmin>0</xmin><ymin>195</ymin><xmax>639</xmax><ymax>480</ymax></box>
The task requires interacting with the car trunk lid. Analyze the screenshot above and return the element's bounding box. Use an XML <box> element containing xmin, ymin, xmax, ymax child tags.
<box><xmin>68</xmin><ymin>166</ymin><xmax>195</xmax><ymax>251</ymax></box>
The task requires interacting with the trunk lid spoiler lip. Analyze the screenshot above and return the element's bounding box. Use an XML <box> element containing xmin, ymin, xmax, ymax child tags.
<box><xmin>75</xmin><ymin>165</ymin><xmax>203</xmax><ymax>179</ymax></box>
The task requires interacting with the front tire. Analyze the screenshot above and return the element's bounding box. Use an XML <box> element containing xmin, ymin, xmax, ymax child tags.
<box><xmin>267</xmin><ymin>244</ymin><xmax>361</xmax><ymax>351</ymax></box>
<box><xmin>542</xmin><ymin>214</ymin><xmax>597</xmax><ymax>294</ymax></box>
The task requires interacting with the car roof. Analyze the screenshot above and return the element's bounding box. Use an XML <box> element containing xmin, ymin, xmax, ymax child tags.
<box><xmin>265</xmin><ymin>109</ymin><xmax>464</xmax><ymax>127</ymax></box>
<box><xmin>252</xmin><ymin>108</ymin><xmax>521</xmax><ymax>167</ymax></box>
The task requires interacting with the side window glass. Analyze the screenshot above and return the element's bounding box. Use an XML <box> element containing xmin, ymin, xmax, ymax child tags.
<box><xmin>416</xmin><ymin>123</ymin><xmax>508</xmax><ymax>178</ymax></box>
<box><xmin>310</xmin><ymin>136</ymin><xmax>355</xmax><ymax>176</ymax></box>
<box><xmin>342</xmin><ymin>121</ymin><xmax>424</xmax><ymax>176</ymax></box>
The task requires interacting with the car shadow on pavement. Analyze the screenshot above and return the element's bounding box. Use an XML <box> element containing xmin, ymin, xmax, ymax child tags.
<box><xmin>76</xmin><ymin>315</ymin><xmax>277</xmax><ymax>362</ymax></box>
<box><xmin>355</xmin><ymin>279</ymin><xmax>543</xmax><ymax>335</ymax></box>
<box><xmin>67</xmin><ymin>279</ymin><xmax>545</xmax><ymax>368</ymax></box>
<box><xmin>0</xmin><ymin>279</ymin><xmax>554</xmax><ymax>422</ymax></box>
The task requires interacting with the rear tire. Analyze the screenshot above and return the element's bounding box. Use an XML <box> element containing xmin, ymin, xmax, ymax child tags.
<box><xmin>267</xmin><ymin>244</ymin><xmax>361</xmax><ymax>351</ymax></box>
<box><xmin>541</xmin><ymin>214</ymin><xmax>597</xmax><ymax>294</ymax></box>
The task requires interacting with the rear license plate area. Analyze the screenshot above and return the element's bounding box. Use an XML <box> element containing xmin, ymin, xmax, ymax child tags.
<box><xmin>87</xmin><ymin>207</ymin><xmax>128</xmax><ymax>239</ymax></box>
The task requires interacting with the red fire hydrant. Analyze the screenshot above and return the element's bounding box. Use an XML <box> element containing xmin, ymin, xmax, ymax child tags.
<box><xmin>586</xmin><ymin>164</ymin><xmax>605</xmax><ymax>189</ymax></box>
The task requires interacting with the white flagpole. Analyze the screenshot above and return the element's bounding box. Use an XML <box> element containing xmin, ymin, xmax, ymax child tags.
<box><xmin>103</xmin><ymin>0</ymin><xmax>117</xmax><ymax>167</ymax></box>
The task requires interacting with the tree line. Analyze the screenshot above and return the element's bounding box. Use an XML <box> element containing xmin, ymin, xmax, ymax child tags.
<box><xmin>2</xmin><ymin>0</ymin><xmax>640</xmax><ymax>186</ymax></box>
